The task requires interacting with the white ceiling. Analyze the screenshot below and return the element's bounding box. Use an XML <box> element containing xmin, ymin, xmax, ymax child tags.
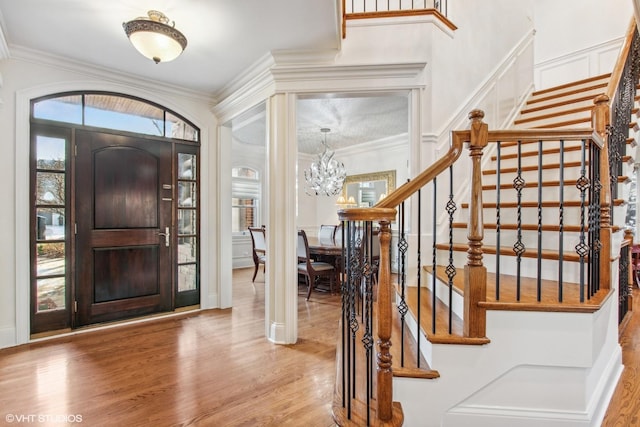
<box><xmin>0</xmin><ymin>0</ymin><xmax>408</xmax><ymax>153</ymax></box>
<box><xmin>0</xmin><ymin>0</ymin><xmax>340</xmax><ymax>96</ymax></box>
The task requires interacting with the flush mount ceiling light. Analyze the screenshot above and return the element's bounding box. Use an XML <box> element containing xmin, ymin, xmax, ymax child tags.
<box><xmin>123</xmin><ymin>10</ymin><xmax>187</xmax><ymax>64</ymax></box>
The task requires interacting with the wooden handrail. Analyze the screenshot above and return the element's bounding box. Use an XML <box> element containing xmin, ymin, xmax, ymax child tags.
<box><xmin>375</xmin><ymin>129</ymin><xmax>466</xmax><ymax>209</ymax></box>
<box><xmin>606</xmin><ymin>17</ymin><xmax>638</xmax><ymax>101</ymax></box>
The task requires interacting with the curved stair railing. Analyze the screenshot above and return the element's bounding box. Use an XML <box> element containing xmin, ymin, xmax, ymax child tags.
<box><xmin>332</xmin><ymin>17</ymin><xmax>638</xmax><ymax>427</ymax></box>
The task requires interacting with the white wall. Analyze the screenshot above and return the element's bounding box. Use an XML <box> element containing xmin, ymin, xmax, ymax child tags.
<box><xmin>533</xmin><ymin>0</ymin><xmax>633</xmax><ymax>89</ymax></box>
<box><xmin>0</xmin><ymin>55</ymin><xmax>217</xmax><ymax>348</ymax></box>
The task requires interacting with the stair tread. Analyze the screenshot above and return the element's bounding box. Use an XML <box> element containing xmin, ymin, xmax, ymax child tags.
<box><xmin>398</xmin><ymin>283</ymin><xmax>489</xmax><ymax>344</ymax></box>
<box><xmin>461</xmin><ymin>198</ymin><xmax>625</xmax><ymax>208</ymax></box>
<box><xmin>514</xmin><ymin>105</ymin><xmax>593</xmax><ymax>125</ymax></box>
<box><xmin>434</xmin><ymin>242</ymin><xmax>582</xmax><ymax>261</ymax></box>
<box><xmin>520</xmin><ymin>94</ymin><xmax>605</xmax><ymax>115</ymax></box>
<box><xmin>481</xmin><ymin>176</ymin><xmax>629</xmax><ymax>190</ymax></box>
<box><xmin>483</xmin><ymin>160</ymin><xmax>583</xmax><ymax>175</ymax></box>
<box><xmin>424</xmin><ymin>265</ymin><xmax>611</xmax><ymax>312</ymax></box>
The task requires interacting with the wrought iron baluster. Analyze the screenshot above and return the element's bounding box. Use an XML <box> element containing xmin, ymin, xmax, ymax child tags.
<box><xmin>397</xmin><ymin>200</ymin><xmax>408</xmax><ymax>367</ymax></box>
<box><xmin>446</xmin><ymin>165</ymin><xmax>457</xmax><ymax>334</ymax></box>
<box><xmin>417</xmin><ymin>189</ymin><xmax>423</xmax><ymax>345</ymax></box>
<box><xmin>496</xmin><ymin>142</ymin><xmax>501</xmax><ymax>300</ymax></box>
<box><xmin>361</xmin><ymin>222</ymin><xmax>374</xmax><ymax>424</ymax></box>
<box><xmin>575</xmin><ymin>140</ymin><xmax>590</xmax><ymax>303</ymax></box>
<box><xmin>431</xmin><ymin>178</ymin><xmax>437</xmax><ymax>339</ymax></box>
<box><xmin>558</xmin><ymin>140</ymin><xmax>565</xmax><ymax>302</ymax></box>
<box><xmin>537</xmin><ymin>140</ymin><xmax>543</xmax><ymax>301</ymax></box>
<box><xmin>619</xmin><ymin>246</ymin><xmax>630</xmax><ymax>323</ymax></box>
<box><xmin>593</xmin><ymin>146</ymin><xmax>602</xmax><ymax>294</ymax></box>
<box><xmin>512</xmin><ymin>140</ymin><xmax>526</xmax><ymax>301</ymax></box>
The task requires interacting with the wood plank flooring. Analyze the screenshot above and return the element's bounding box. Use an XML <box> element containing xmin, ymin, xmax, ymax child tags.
<box><xmin>602</xmin><ymin>286</ymin><xmax>640</xmax><ymax>426</ymax></box>
<box><xmin>0</xmin><ymin>268</ymin><xmax>341</xmax><ymax>427</ymax></box>
<box><xmin>0</xmin><ymin>269</ymin><xmax>637</xmax><ymax>426</ymax></box>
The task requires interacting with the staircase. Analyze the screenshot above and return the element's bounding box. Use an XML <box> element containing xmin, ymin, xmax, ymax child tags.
<box><xmin>333</xmin><ymin>20</ymin><xmax>639</xmax><ymax>427</ymax></box>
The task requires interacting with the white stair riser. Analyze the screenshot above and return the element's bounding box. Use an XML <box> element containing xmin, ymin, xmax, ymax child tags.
<box><xmin>527</xmin><ymin>81</ymin><xmax>609</xmax><ymax>104</ymax></box>
<box><xmin>479</xmin><ymin>185</ymin><xmax>590</xmax><ymax>204</ymax></box>
<box><xmin>459</xmin><ymin>205</ymin><xmax>597</xmax><ymax>224</ymax></box>
<box><xmin>451</xmin><ymin>227</ymin><xmax>586</xmax><ymax>252</ymax></box>
<box><xmin>518</xmin><ymin>98</ymin><xmax>597</xmax><ymax>121</ymax></box>
<box><xmin>435</xmin><ymin>251</ymin><xmax>588</xmax><ymax>284</ymax></box>
<box><xmin>422</xmin><ymin>271</ymin><xmax>465</xmax><ymax>319</ymax></box>
<box><xmin>482</xmin><ymin>166</ymin><xmax>587</xmax><ymax>186</ymax></box>
<box><xmin>514</xmin><ymin>111</ymin><xmax>592</xmax><ymax>128</ymax></box>
<box><xmin>489</xmin><ymin>147</ymin><xmax>591</xmax><ymax>168</ymax></box>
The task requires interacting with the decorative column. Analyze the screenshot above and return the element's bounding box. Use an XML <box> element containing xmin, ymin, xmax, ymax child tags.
<box><xmin>265</xmin><ymin>92</ymin><xmax>299</xmax><ymax>344</ymax></box>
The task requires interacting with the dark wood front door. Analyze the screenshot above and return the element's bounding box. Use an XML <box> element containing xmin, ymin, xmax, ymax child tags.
<box><xmin>75</xmin><ymin>130</ymin><xmax>173</xmax><ymax>326</ymax></box>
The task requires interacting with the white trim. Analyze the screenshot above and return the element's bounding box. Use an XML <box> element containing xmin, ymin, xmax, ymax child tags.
<box><xmin>0</xmin><ymin>326</ymin><xmax>15</xmax><ymax>349</ymax></box>
<box><xmin>534</xmin><ymin>36</ymin><xmax>624</xmax><ymax>90</ymax></box>
<box><xmin>10</xmin><ymin>45</ymin><xmax>213</xmax><ymax>103</ymax></box>
<box><xmin>14</xmin><ymin>80</ymin><xmax>211</xmax><ymax>346</ymax></box>
<box><xmin>346</xmin><ymin>14</ymin><xmax>456</xmax><ymax>39</ymax></box>
<box><xmin>0</xmin><ymin>20</ymin><xmax>10</xmax><ymax>59</ymax></box>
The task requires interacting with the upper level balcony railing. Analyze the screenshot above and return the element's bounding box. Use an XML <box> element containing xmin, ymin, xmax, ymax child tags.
<box><xmin>344</xmin><ymin>0</ymin><xmax>448</xmax><ymax>15</ymax></box>
<box><xmin>342</xmin><ymin>0</ymin><xmax>454</xmax><ymax>38</ymax></box>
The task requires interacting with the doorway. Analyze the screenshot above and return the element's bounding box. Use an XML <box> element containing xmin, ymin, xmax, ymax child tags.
<box><xmin>75</xmin><ymin>130</ymin><xmax>173</xmax><ymax>325</ymax></box>
<box><xmin>30</xmin><ymin>92</ymin><xmax>201</xmax><ymax>334</ymax></box>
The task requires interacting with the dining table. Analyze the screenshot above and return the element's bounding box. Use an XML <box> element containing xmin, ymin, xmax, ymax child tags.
<box><xmin>305</xmin><ymin>236</ymin><xmax>344</xmax><ymax>289</ymax></box>
<box><xmin>306</xmin><ymin>236</ymin><xmax>343</xmax><ymax>258</ymax></box>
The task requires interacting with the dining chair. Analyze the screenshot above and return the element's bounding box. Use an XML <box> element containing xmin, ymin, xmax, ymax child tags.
<box><xmin>297</xmin><ymin>230</ymin><xmax>336</xmax><ymax>300</ymax></box>
<box><xmin>248</xmin><ymin>226</ymin><xmax>266</xmax><ymax>282</ymax></box>
<box><xmin>318</xmin><ymin>224</ymin><xmax>337</xmax><ymax>245</ymax></box>
<box><xmin>333</xmin><ymin>223</ymin><xmax>343</xmax><ymax>246</ymax></box>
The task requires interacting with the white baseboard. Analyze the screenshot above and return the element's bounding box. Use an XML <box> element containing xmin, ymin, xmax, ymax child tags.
<box><xmin>0</xmin><ymin>326</ymin><xmax>16</xmax><ymax>349</ymax></box>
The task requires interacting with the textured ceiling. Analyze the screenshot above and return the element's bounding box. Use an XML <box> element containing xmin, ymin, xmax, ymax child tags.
<box><xmin>231</xmin><ymin>94</ymin><xmax>409</xmax><ymax>154</ymax></box>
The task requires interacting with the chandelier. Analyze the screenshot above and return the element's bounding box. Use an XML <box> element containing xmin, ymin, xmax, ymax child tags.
<box><xmin>304</xmin><ymin>128</ymin><xmax>346</xmax><ymax>196</ymax></box>
<box><xmin>123</xmin><ymin>10</ymin><xmax>188</xmax><ymax>64</ymax></box>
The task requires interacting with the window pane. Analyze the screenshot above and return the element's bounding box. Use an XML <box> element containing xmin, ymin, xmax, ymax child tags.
<box><xmin>37</xmin><ymin>243</ymin><xmax>65</xmax><ymax>276</ymax></box>
<box><xmin>178</xmin><ymin>264</ymin><xmax>197</xmax><ymax>292</ymax></box>
<box><xmin>36</xmin><ymin>172</ymin><xmax>65</xmax><ymax>204</ymax></box>
<box><xmin>85</xmin><ymin>94</ymin><xmax>164</xmax><ymax>136</ymax></box>
<box><xmin>178</xmin><ymin>209</ymin><xmax>196</xmax><ymax>235</ymax></box>
<box><xmin>232</xmin><ymin>167</ymin><xmax>258</xmax><ymax>179</ymax></box>
<box><xmin>231</xmin><ymin>206</ymin><xmax>256</xmax><ymax>232</ymax></box>
<box><xmin>178</xmin><ymin>182</ymin><xmax>197</xmax><ymax>207</ymax></box>
<box><xmin>166</xmin><ymin>112</ymin><xmax>198</xmax><ymax>142</ymax></box>
<box><xmin>36</xmin><ymin>136</ymin><xmax>66</xmax><ymax>170</ymax></box>
<box><xmin>178</xmin><ymin>153</ymin><xmax>197</xmax><ymax>179</ymax></box>
<box><xmin>33</xmin><ymin>95</ymin><xmax>82</xmax><ymax>124</ymax></box>
<box><xmin>178</xmin><ymin>237</ymin><xmax>197</xmax><ymax>263</ymax></box>
<box><xmin>37</xmin><ymin>277</ymin><xmax>66</xmax><ymax>312</ymax></box>
<box><xmin>36</xmin><ymin>208</ymin><xmax>66</xmax><ymax>240</ymax></box>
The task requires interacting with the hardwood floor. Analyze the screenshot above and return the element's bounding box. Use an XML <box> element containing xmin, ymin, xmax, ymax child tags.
<box><xmin>0</xmin><ymin>268</ymin><xmax>341</xmax><ymax>427</ymax></box>
<box><xmin>0</xmin><ymin>270</ymin><xmax>637</xmax><ymax>426</ymax></box>
<box><xmin>602</xmin><ymin>286</ymin><xmax>640</xmax><ymax>426</ymax></box>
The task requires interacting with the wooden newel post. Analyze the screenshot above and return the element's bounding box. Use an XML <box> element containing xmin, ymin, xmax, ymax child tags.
<box><xmin>593</xmin><ymin>94</ymin><xmax>612</xmax><ymax>290</ymax></box>
<box><xmin>376</xmin><ymin>219</ymin><xmax>394</xmax><ymax>421</ymax></box>
<box><xmin>464</xmin><ymin>109</ymin><xmax>488</xmax><ymax>338</ymax></box>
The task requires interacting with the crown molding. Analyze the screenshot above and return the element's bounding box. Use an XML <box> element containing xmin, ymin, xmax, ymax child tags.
<box><xmin>0</xmin><ymin>20</ymin><xmax>9</xmax><ymax>60</ymax></box>
<box><xmin>8</xmin><ymin>44</ymin><xmax>214</xmax><ymax>104</ymax></box>
<box><xmin>213</xmin><ymin>52</ymin><xmax>427</xmax><ymax>125</ymax></box>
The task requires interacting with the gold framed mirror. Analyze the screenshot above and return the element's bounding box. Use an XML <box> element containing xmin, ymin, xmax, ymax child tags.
<box><xmin>341</xmin><ymin>170</ymin><xmax>396</xmax><ymax>207</ymax></box>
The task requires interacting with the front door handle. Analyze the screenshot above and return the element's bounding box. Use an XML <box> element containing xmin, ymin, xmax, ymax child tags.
<box><xmin>158</xmin><ymin>226</ymin><xmax>170</xmax><ymax>247</ymax></box>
